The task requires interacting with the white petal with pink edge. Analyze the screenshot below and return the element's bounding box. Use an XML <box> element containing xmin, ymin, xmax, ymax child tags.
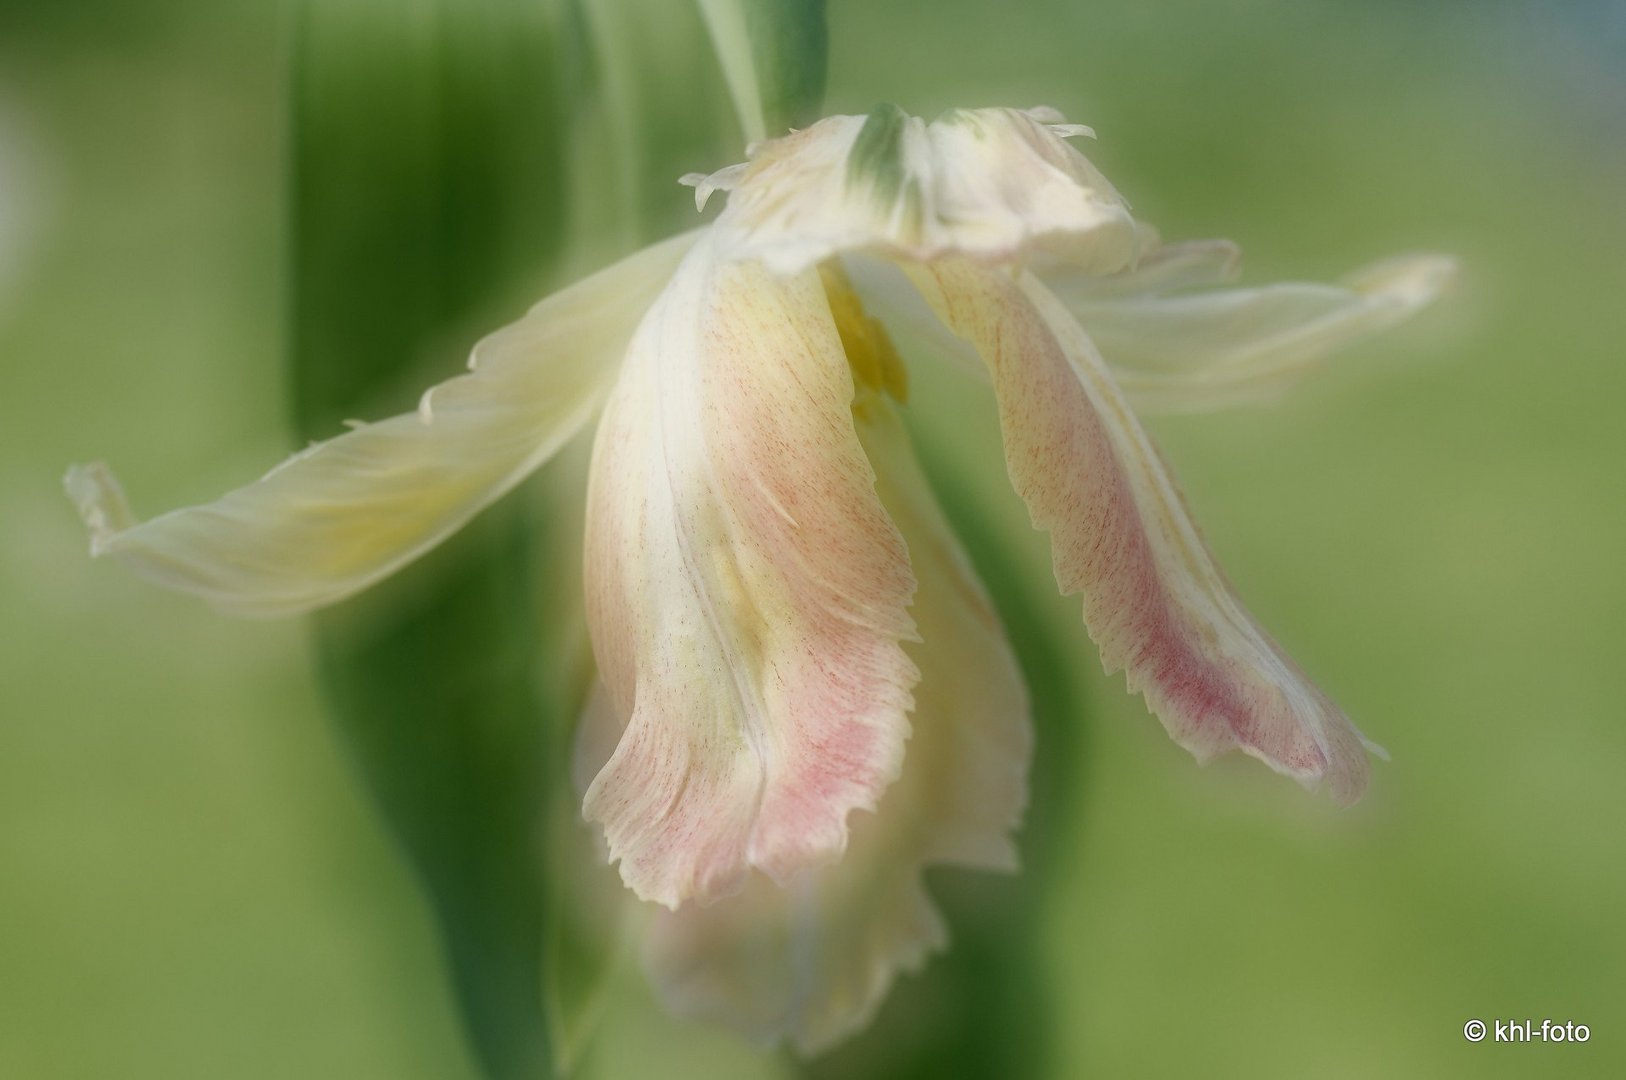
<box><xmin>908</xmin><ymin>258</ymin><xmax>1376</xmax><ymax>803</ymax></box>
<box><xmin>581</xmin><ymin>233</ymin><xmax>919</xmax><ymax>909</ymax></box>
<box><xmin>578</xmin><ymin>396</ymin><xmax>1029</xmax><ymax>1053</ymax></box>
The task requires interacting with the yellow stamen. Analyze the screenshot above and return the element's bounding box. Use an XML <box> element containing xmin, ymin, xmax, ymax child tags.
<box><xmin>819</xmin><ymin>262</ymin><xmax>909</xmax><ymax>409</ymax></box>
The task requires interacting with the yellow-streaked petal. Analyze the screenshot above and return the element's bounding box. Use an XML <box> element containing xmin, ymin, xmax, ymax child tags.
<box><xmin>581</xmin><ymin>233</ymin><xmax>919</xmax><ymax>910</ymax></box>
<box><xmin>690</xmin><ymin>105</ymin><xmax>1136</xmax><ymax>275</ymax></box>
<box><xmin>64</xmin><ymin>231</ymin><xmax>698</xmax><ymax>617</ymax></box>
<box><xmin>1063</xmin><ymin>252</ymin><xmax>1457</xmax><ymax>413</ymax></box>
<box><xmin>579</xmin><ymin>397</ymin><xmax>1029</xmax><ymax>1055</ymax></box>
<box><xmin>909</xmin><ymin>258</ymin><xmax>1376</xmax><ymax>804</ymax></box>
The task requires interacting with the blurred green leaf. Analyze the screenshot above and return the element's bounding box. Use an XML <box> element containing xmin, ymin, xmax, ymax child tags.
<box><xmin>289</xmin><ymin>2</ymin><xmax>571</xmax><ymax>1077</ymax></box>
<box><xmin>542</xmin><ymin>768</ymin><xmax>632</xmax><ymax>1075</ymax></box>
<box><xmin>563</xmin><ymin>0</ymin><xmax>740</xmax><ymax>247</ymax></box>
<box><xmin>696</xmin><ymin>0</ymin><xmax>828</xmax><ymax>142</ymax></box>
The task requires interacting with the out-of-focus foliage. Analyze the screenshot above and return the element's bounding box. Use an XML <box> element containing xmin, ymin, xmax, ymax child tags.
<box><xmin>290</xmin><ymin>3</ymin><xmax>572</xmax><ymax>1077</ymax></box>
<box><xmin>2</xmin><ymin>1</ymin><xmax>1624</xmax><ymax>1078</ymax></box>
<box><xmin>284</xmin><ymin>2</ymin><xmax>767</xmax><ymax>1077</ymax></box>
<box><xmin>697</xmin><ymin>0</ymin><xmax>828</xmax><ymax>142</ymax></box>
<box><xmin>562</xmin><ymin>0</ymin><xmax>738</xmax><ymax>250</ymax></box>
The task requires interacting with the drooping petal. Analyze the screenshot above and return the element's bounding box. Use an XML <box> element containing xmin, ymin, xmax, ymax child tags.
<box><xmin>908</xmin><ymin>258</ymin><xmax>1376</xmax><ymax>803</ymax></box>
<box><xmin>1059</xmin><ymin>252</ymin><xmax>1457</xmax><ymax>413</ymax></box>
<box><xmin>577</xmin><ymin>395</ymin><xmax>1029</xmax><ymax>1054</ymax></box>
<box><xmin>852</xmin><ymin>395</ymin><xmax>1030</xmax><ymax>875</ymax></box>
<box><xmin>581</xmin><ymin>233</ymin><xmax>919</xmax><ymax>909</ymax></box>
<box><xmin>690</xmin><ymin>105</ymin><xmax>1136</xmax><ymax>275</ymax></box>
<box><xmin>65</xmin><ymin>232</ymin><xmax>699</xmax><ymax>617</ymax></box>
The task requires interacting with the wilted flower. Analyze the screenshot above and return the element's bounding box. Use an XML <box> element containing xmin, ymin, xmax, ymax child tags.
<box><xmin>66</xmin><ymin>105</ymin><xmax>1450</xmax><ymax>1052</ymax></box>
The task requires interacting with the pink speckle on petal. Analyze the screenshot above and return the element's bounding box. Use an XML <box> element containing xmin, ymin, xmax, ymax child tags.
<box><xmin>911</xmin><ymin>259</ymin><xmax>1369</xmax><ymax>803</ymax></box>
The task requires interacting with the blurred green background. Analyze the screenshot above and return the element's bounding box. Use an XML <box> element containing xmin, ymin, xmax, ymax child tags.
<box><xmin>3</xmin><ymin>1</ymin><xmax>1623</xmax><ymax>1077</ymax></box>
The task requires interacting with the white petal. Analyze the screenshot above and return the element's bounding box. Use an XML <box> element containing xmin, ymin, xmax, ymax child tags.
<box><xmin>581</xmin><ymin>233</ymin><xmax>919</xmax><ymax>909</ymax></box>
<box><xmin>581</xmin><ymin>398</ymin><xmax>1029</xmax><ymax>1055</ymax></box>
<box><xmin>1049</xmin><ymin>235</ymin><xmax>1242</xmax><ymax>299</ymax></box>
<box><xmin>909</xmin><ymin>259</ymin><xmax>1376</xmax><ymax>803</ymax></box>
<box><xmin>64</xmin><ymin>231</ymin><xmax>698</xmax><ymax>617</ymax></box>
<box><xmin>924</xmin><ymin>106</ymin><xmax>1136</xmax><ymax>272</ymax></box>
<box><xmin>679</xmin><ymin>162</ymin><xmax>749</xmax><ymax>211</ymax></box>
<box><xmin>708</xmin><ymin>105</ymin><xmax>1137</xmax><ymax>275</ymax></box>
<box><xmin>1062</xmin><ymin>252</ymin><xmax>1457</xmax><ymax>413</ymax></box>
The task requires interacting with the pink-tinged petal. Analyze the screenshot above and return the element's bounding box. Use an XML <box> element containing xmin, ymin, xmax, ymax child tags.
<box><xmin>578</xmin><ymin>397</ymin><xmax>1030</xmax><ymax>1053</ymax></box>
<box><xmin>581</xmin><ymin>234</ymin><xmax>919</xmax><ymax>909</ymax></box>
<box><xmin>854</xmin><ymin>397</ymin><xmax>1030</xmax><ymax>875</ymax></box>
<box><xmin>64</xmin><ymin>232</ymin><xmax>699</xmax><ymax>617</ymax></box>
<box><xmin>908</xmin><ymin>259</ymin><xmax>1375</xmax><ymax>803</ymax></box>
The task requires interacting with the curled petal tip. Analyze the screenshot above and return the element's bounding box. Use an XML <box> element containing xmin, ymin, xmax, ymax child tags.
<box><xmin>1022</xmin><ymin>104</ymin><xmax>1068</xmax><ymax>124</ymax></box>
<box><xmin>64</xmin><ymin>462</ymin><xmax>132</xmax><ymax>555</ymax></box>
<box><xmin>677</xmin><ymin>171</ymin><xmax>711</xmax><ymax>212</ymax></box>
<box><xmin>1019</xmin><ymin>104</ymin><xmax>1096</xmax><ymax>138</ymax></box>
<box><xmin>1243</xmin><ymin>715</ymin><xmax>1373</xmax><ymax>807</ymax></box>
<box><xmin>1068</xmin><ymin>242</ymin><xmax>1458</xmax><ymax>414</ymax></box>
<box><xmin>1345</xmin><ymin>252</ymin><xmax>1459</xmax><ymax>309</ymax></box>
<box><xmin>1324</xmin><ymin>754</ymin><xmax>1374</xmax><ymax>807</ymax></box>
<box><xmin>60</xmin><ymin>234</ymin><xmax>698</xmax><ymax>618</ymax></box>
<box><xmin>1361</xmin><ymin>732</ymin><xmax>1392</xmax><ymax>763</ymax></box>
<box><xmin>680</xmin><ymin>163</ymin><xmax>748</xmax><ymax>213</ymax></box>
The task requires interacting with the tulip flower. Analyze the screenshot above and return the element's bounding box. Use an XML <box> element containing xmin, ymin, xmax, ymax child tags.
<box><xmin>66</xmin><ymin>105</ymin><xmax>1450</xmax><ymax>1052</ymax></box>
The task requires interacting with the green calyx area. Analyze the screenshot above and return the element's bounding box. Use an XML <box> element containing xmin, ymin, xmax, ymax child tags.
<box><xmin>845</xmin><ymin>102</ymin><xmax>926</xmax><ymax>241</ymax></box>
<box><xmin>846</xmin><ymin>102</ymin><xmax>910</xmax><ymax>203</ymax></box>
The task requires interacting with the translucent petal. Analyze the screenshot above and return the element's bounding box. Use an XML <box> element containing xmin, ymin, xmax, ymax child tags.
<box><xmin>579</xmin><ymin>397</ymin><xmax>1029</xmax><ymax>1054</ymax></box>
<box><xmin>908</xmin><ymin>259</ymin><xmax>1376</xmax><ymax>803</ymax></box>
<box><xmin>1063</xmin><ymin>253</ymin><xmax>1456</xmax><ymax>413</ymax></box>
<box><xmin>581</xmin><ymin>233</ymin><xmax>919</xmax><ymax>909</ymax></box>
<box><xmin>1049</xmin><ymin>235</ymin><xmax>1242</xmax><ymax>299</ymax></box>
<box><xmin>65</xmin><ymin>232</ymin><xmax>698</xmax><ymax>616</ymax></box>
